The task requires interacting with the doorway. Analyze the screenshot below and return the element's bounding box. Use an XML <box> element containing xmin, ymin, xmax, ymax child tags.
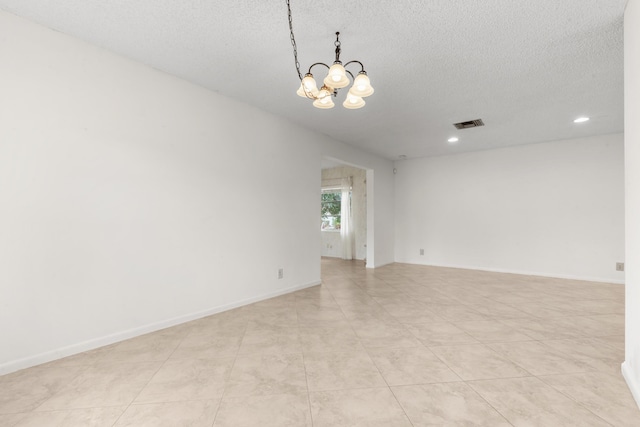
<box><xmin>321</xmin><ymin>157</ymin><xmax>369</xmax><ymax>264</ymax></box>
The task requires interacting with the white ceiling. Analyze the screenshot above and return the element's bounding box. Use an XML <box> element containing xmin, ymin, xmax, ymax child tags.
<box><xmin>0</xmin><ymin>0</ymin><xmax>626</xmax><ymax>160</ymax></box>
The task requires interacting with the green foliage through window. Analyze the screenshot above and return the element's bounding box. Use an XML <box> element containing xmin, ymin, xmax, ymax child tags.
<box><xmin>321</xmin><ymin>191</ymin><xmax>341</xmax><ymax>230</ymax></box>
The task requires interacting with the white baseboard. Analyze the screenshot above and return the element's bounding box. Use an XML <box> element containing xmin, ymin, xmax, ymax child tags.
<box><xmin>622</xmin><ymin>362</ymin><xmax>640</xmax><ymax>410</ymax></box>
<box><xmin>395</xmin><ymin>260</ymin><xmax>625</xmax><ymax>285</ymax></box>
<box><xmin>0</xmin><ymin>280</ymin><xmax>320</xmax><ymax>376</ymax></box>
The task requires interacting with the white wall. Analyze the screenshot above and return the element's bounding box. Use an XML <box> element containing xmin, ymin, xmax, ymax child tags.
<box><xmin>395</xmin><ymin>134</ymin><xmax>625</xmax><ymax>283</ymax></box>
<box><xmin>321</xmin><ymin>166</ymin><xmax>367</xmax><ymax>260</ymax></box>
<box><xmin>623</xmin><ymin>0</ymin><xmax>640</xmax><ymax>409</ymax></box>
<box><xmin>0</xmin><ymin>10</ymin><xmax>394</xmax><ymax>374</ymax></box>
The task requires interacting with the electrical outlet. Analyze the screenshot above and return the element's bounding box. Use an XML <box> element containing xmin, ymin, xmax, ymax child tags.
<box><xmin>420</xmin><ymin>249</ymin><xmax>424</xmax><ymax>256</ymax></box>
<box><xmin>616</xmin><ymin>262</ymin><xmax>625</xmax><ymax>272</ymax></box>
<box><xmin>278</xmin><ymin>268</ymin><xmax>284</xmax><ymax>279</ymax></box>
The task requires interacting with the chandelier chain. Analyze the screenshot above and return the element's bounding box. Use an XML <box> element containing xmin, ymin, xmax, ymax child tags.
<box><xmin>286</xmin><ymin>0</ymin><xmax>303</xmax><ymax>81</ymax></box>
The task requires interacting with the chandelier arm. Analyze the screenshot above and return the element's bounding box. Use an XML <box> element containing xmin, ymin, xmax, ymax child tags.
<box><xmin>345</xmin><ymin>70</ymin><xmax>355</xmax><ymax>80</ymax></box>
<box><xmin>286</xmin><ymin>0</ymin><xmax>303</xmax><ymax>81</ymax></box>
<box><xmin>307</xmin><ymin>62</ymin><xmax>330</xmax><ymax>75</ymax></box>
<box><xmin>344</xmin><ymin>60</ymin><xmax>366</xmax><ymax>73</ymax></box>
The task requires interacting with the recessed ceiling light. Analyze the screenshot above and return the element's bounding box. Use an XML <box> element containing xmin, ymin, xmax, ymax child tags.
<box><xmin>448</xmin><ymin>137</ymin><xmax>459</xmax><ymax>143</ymax></box>
<box><xmin>574</xmin><ymin>117</ymin><xmax>590</xmax><ymax>123</ymax></box>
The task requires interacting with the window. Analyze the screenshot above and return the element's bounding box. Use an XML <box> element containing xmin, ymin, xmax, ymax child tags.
<box><xmin>321</xmin><ymin>190</ymin><xmax>341</xmax><ymax>230</ymax></box>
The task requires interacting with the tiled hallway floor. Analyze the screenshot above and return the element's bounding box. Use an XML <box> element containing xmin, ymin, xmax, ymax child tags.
<box><xmin>1</xmin><ymin>258</ymin><xmax>637</xmax><ymax>426</ymax></box>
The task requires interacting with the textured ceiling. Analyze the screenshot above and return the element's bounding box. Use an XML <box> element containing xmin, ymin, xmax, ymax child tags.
<box><xmin>0</xmin><ymin>0</ymin><xmax>626</xmax><ymax>159</ymax></box>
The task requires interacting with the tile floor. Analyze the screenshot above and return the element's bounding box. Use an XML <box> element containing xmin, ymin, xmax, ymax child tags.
<box><xmin>0</xmin><ymin>258</ymin><xmax>637</xmax><ymax>426</ymax></box>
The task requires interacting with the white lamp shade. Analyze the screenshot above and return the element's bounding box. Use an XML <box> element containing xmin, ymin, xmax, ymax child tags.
<box><xmin>313</xmin><ymin>94</ymin><xmax>335</xmax><ymax>109</ymax></box>
<box><xmin>349</xmin><ymin>73</ymin><xmax>374</xmax><ymax>97</ymax></box>
<box><xmin>323</xmin><ymin>63</ymin><xmax>350</xmax><ymax>89</ymax></box>
<box><xmin>343</xmin><ymin>93</ymin><xmax>365</xmax><ymax>109</ymax></box>
<box><xmin>296</xmin><ymin>83</ymin><xmax>307</xmax><ymax>97</ymax></box>
<box><xmin>317</xmin><ymin>86</ymin><xmax>332</xmax><ymax>99</ymax></box>
<box><xmin>301</xmin><ymin>74</ymin><xmax>319</xmax><ymax>92</ymax></box>
<box><xmin>297</xmin><ymin>82</ymin><xmax>318</xmax><ymax>98</ymax></box>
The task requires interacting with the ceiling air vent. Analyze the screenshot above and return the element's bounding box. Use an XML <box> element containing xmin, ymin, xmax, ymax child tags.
<box><xmin>453</xmin><ymin>119</ymin><xmax>485</xmax><ymax>130</ymax></box>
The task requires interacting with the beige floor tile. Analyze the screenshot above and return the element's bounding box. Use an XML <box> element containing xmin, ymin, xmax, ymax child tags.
<box><xmin>309</xmin><ymin>387</ymin><xmax>412</xmax><ymax>427</ymax></box>
<box><xmin>304</xmin><ymin>350</ymin><xmax>387</xmax><ymax>391</ymax></box>
<box><xmin>243</xmin><ymin>307</ymin><xmax>299</xmax><ymax>328</ymax></box>
<box><xmin>489</xmin><ymin>341</ymin><xmax>592</xmax><ymax>376</ymax></box>
<box><xmin>405</xmin><ymin>322</ymin><xmax>479</xmax><ymax>347</ymax></box>
<box><xmin>330</xmin><ymin>288</ymin><xmax>374</xmax><ymax>302</ymax></box>
<box><xmin>427</xmin><ymin>305</ymin><xmax>488</xmax><ymax>322</ymax></box>
<box><xmin>0</xmin><ymin>413</ymin><xmax>27</xmax><ymax>427</ymax></box>
<box><xmin>134</xmin><ymin>357</ymin><xmax>234</xmax><ymax>404</ymax></box>
<box><xmin>374</xmin><ymin>300</ymin><xmax>445</xmax><ymax>324</ymax></box>
<box><xmin>352</xmin><ymin>322</ymin><xmax>422</xmax><ymax>349</ymax></box>
<box><xmin>114</xmin><ymin>400</ymin><xmax>218</xmax><ymax>427</ymax></box>
<box><xmin>460</xmin><ymin>299</ymin><xmax>529</xmax><ymax>319</ymax></box>
<box><xmin>250</xmin><ymin>294</ymin><xmax>297</xmax><ymax>310</ymax></box>
<box><xmin>224</xmin><ymin>353</ymin><xmax>307</xmax><ymax>397</ymax></box>
<box><xmin>296</xmin><ymin>316</ymin><xmax>353</xmax><ymax>329</ymax></box>
<box><xmin>323</xmin><ymin>281</ymin><xmax>365</xmax><ymax>293</ymax></box>
<box><xmin>539</xmin><ymin>371</ymin><xmax>640</xmax><ymax>426</ymax></box>
<box><xmin>101</xmin><ymin>329</ymin><xmax>185</xmax><ymax>364</ymax></box>
<box><xmin>407</xmin><ymin>292</ymin><xmax>458</xmax><ymax>306</ymax></box>
<box><xmin>368</xmin><ymin>347</ymin><xmax>460</xmax><ymax>386</ymax></box>
<box><xmin>170</xmin><ymin>334</ymin><xmax>242</xmax><ymax>360</ymax></box>
<box><xmin>3</xmin><ymin>259</ymin><xmax>631</xmax><ymax>426</ymax></box>
<box><xmin>186</xmin><ymin>314</ymin><xmax>248</xmax><ymax>337</ymax></box>
<box><xmin>560</xmin><ymin>299</ymin><xmax>625</xmax><ymax>315</ymax></box>
<box><xmin>469</xmin><ymin>376</ymin><xmax>611</xmax><ymax>426</ymax></box>
<box><xmin>295</xmin><ymin>284</ymin><xmax>334</xmax><ymax>299</ymax></box>
<box><xmin>0</xmin><ymin>365</ymin><xmax>87</xmax><ymax>414</ymax></box>
<box><xmin>237</xmin><ymin>326</ymin><xmax>302</xmax><ymax>356</ymax></box>
<box><xmin>553</xmin><ymin>315</ymin><xmax>624</xmax><ymax>338</ymax></box>
<box><xmin>491</xmin><ymin>292</ymin><xmax>542</xmax><ymax>306</ymax></box>
<box><xmin>295</xmin><ymin>298</ymin><xmax>340</xmax><ymax>311</ymax></box>
<box><xmin>392</xmin><ymin>382</ymin><xmax>512</xmax><ymax>426</ymax></box>
<box><xmin>35</xmin><ymin>362</ymin><xmax>162</xmax><ymax>411</ymax></box>
<box><xmin>510</xmin><ymin>301</ymin><xmax>578</xmax><ymax>318</ymax></box>
<box><xmin>55</xmin><ymin>407</ymin><xmax>126</xmax><ymax>426</ymax></box>
<box><xmin>592</xmin><ymin>335</ymin><xmax>625</xmax><ymax>355</ymax></box>
<box><xmin>592</xmin><ymin>313</ymin><xmax>625</xmax><ymax>329</ymax></box>
<box><xmin>541</xmin><ymin>338</ymin><xmax>623</xmax><ymax>374</ymax></box>
<box><xmin>429</xmin><ymin>344</ymin><xmax>530</xmax><ymax>380</ymax></box>
<box><xmin>372</xmin><ymin>294</ymin><xmax>424</xmax><ymax>306</ymax></box>
<box><xmin>213</xmin><ymin>393</ymin><xmax>312</xmax><ymax>427</ymax></box>
<box><xmin>334</xmin><ymin>303</ymin><xmax>378</xmax><ymax>318</ymax></box>
<box><xmin>347</xmin><ymin>311</ymin><xmax>398</xmax><ymax>325</ymax></box>
<box><xmin>7</xmin><ymin>410</ymin><xmax>70</xmax><ymax>427</ymax></box>
<box><xmin>358</xmin><ymin>284</ymin><xmax>401</xmax><ymax>298</ymax></box>
<box><xmin>299</xmin><ymin>326</ymin><xmax>364</xmax><ymax>354</ymax></box>
<box><xmin>454</xmin><ymin>320</ymin><xmax>536</xmax><ymax>343</ymax></box>
<box><xmin>296</xmin><ymin>307</ymin><xmax>347</xmax><ymax>324</ymax></box>
<box><xmin>1</xmin><ymin>408</ymin><xmax>124</xmax><ymax>427</ymax></box>
<box><xmin>498</xmin><ymin>317</ymin><xmax>581</xmax><ymax>340</ymax></box>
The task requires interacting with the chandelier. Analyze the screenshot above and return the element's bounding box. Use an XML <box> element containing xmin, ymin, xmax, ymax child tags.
<box><xmin>286</xmin><ymin>0</ymin><xmax>374</xmax><ymax>110</ymax></box>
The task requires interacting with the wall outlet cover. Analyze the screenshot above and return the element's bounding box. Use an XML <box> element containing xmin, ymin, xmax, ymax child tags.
<box><xmin>616</xmin><ymin>262</ymin><xmax>625</xmax><ymax>272</ymax></box>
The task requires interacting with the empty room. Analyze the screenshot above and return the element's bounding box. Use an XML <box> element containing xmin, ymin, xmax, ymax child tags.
<box><xmin>1</xmin><ymin>0</ymin><xmax>639</xmax><ymax>426</ymax></box>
